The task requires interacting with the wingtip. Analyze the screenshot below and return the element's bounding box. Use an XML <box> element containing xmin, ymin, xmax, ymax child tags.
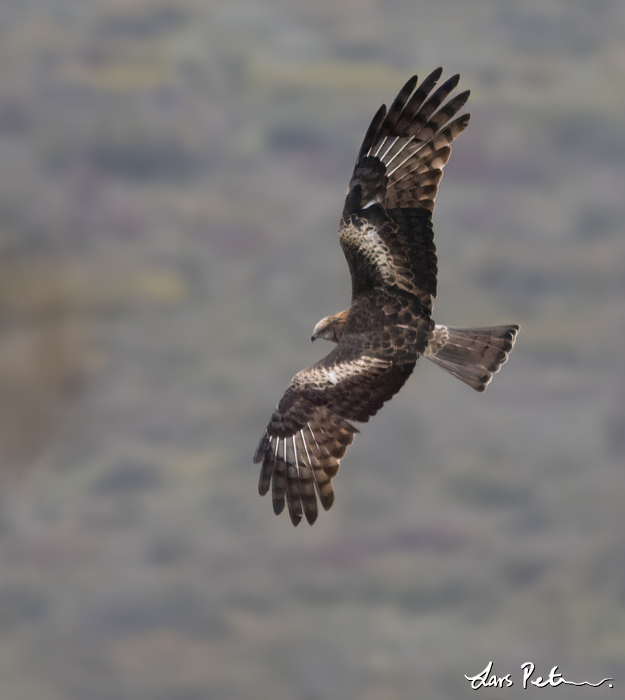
<box><xmin>402</xmin><ymin>74</ymin><xmax>419</xmax><ymax>94</ymax></box>
<box><xmin>305</xmin><ymin>510</ymin><xmax>318</xmax><ymax>526</ymax></box>
<box><xmin>438</xmin><ymin>73</ymin><xmax>461</xmax><ymax>94</ymax></box>
<box><xmin>253</xmin><ymin>430</ymin><xmax>269</xmax><ymax>463</ymax></box>
<box><xmin>429</xmin><ymin>66</ymin><xmax>443</xmax><ymax>81</ymax></box>
<box><xmin>320</xmin><ymin>491</ymin><xmax>335</xmax><ymax>511</ymax></box>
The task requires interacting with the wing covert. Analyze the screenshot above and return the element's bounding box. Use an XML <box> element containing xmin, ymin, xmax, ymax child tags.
<box><xmin>338</xmin><ymin>69</ymin><xmax>470</xmax><ymax>308</ymax></box>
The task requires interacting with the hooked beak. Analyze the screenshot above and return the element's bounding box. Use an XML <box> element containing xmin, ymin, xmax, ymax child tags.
<box><xmin>311</xmin><ymin>319</ymin><xmax>324</xmax><ymax>342</ymax></box>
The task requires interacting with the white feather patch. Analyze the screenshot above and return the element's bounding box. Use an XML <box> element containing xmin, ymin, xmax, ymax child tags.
<box><xmin>322</xmin><ymin>356</ymin><xmax>389</xmax><ymax>386</ymax></box>
<box><xmin>327</xmin><ymin>370</ymin><xmax>340</xmax><ymax>385</ymax></box>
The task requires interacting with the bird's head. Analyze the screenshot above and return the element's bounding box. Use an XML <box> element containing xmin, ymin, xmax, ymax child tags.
<box><xmin>311</xmin><ymin>310</ymin><xmax>349</xmax><ymax>343</ymax></box>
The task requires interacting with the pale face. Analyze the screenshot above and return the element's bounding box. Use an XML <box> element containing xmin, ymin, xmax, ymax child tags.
<box><xmin>311</xmin><ymin>311</ymin><xmax>348</xmax><ymax>343</ymax></box>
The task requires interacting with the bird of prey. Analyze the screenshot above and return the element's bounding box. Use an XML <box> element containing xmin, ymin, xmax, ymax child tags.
<box><xmin>254</xmin><ymin>69</ymin><xmax>519</xmax><ymax>526</ymax></box>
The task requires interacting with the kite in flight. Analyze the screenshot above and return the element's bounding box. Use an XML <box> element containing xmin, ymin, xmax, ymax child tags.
<box><xmin>254</xmin><ymin>69</ymin><xmax>519</xmax><ymax>526</ymax></box>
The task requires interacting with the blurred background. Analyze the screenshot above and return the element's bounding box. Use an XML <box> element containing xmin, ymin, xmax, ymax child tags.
<box><xmin>0</xmin><ymin>0</ymin><xmax>624</xmax><ymax>698</ymax></box>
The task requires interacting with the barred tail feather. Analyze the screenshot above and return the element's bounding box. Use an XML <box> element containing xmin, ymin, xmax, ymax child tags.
<box><xmin>425</xmin><ymin>325</ymin><xmax>519</xmax><ymax>392</ymax></box>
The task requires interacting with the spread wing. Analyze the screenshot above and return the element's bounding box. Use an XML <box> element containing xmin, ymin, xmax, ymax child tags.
<box><xmin>254</xmin><ymin>344</ymin><xmax>415</xmax><ymax>526</ymax></box>
<box><xmin>339</xmin><ymin>68</ymin><xmax>470</xmax><ymax>310</ymax></box>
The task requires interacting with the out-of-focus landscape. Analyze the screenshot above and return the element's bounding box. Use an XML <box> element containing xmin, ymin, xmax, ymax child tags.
<box><xmin>0</xmin><ymin>0</ymin><xmax>624</xmax><ymax>698</ymax></box>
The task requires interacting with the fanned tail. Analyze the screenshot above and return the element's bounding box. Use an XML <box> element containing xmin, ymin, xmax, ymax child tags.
<box><xmin>424</xmin><ymin>325</ymin><xmax>519</xmax><ymax>392</ymax></box>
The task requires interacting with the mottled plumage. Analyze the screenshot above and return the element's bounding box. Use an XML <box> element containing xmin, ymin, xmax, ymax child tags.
<box><xmin>255</xmin><ymin>69</ymin><xmax>519</xmax><ymax>526</ymax></box>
